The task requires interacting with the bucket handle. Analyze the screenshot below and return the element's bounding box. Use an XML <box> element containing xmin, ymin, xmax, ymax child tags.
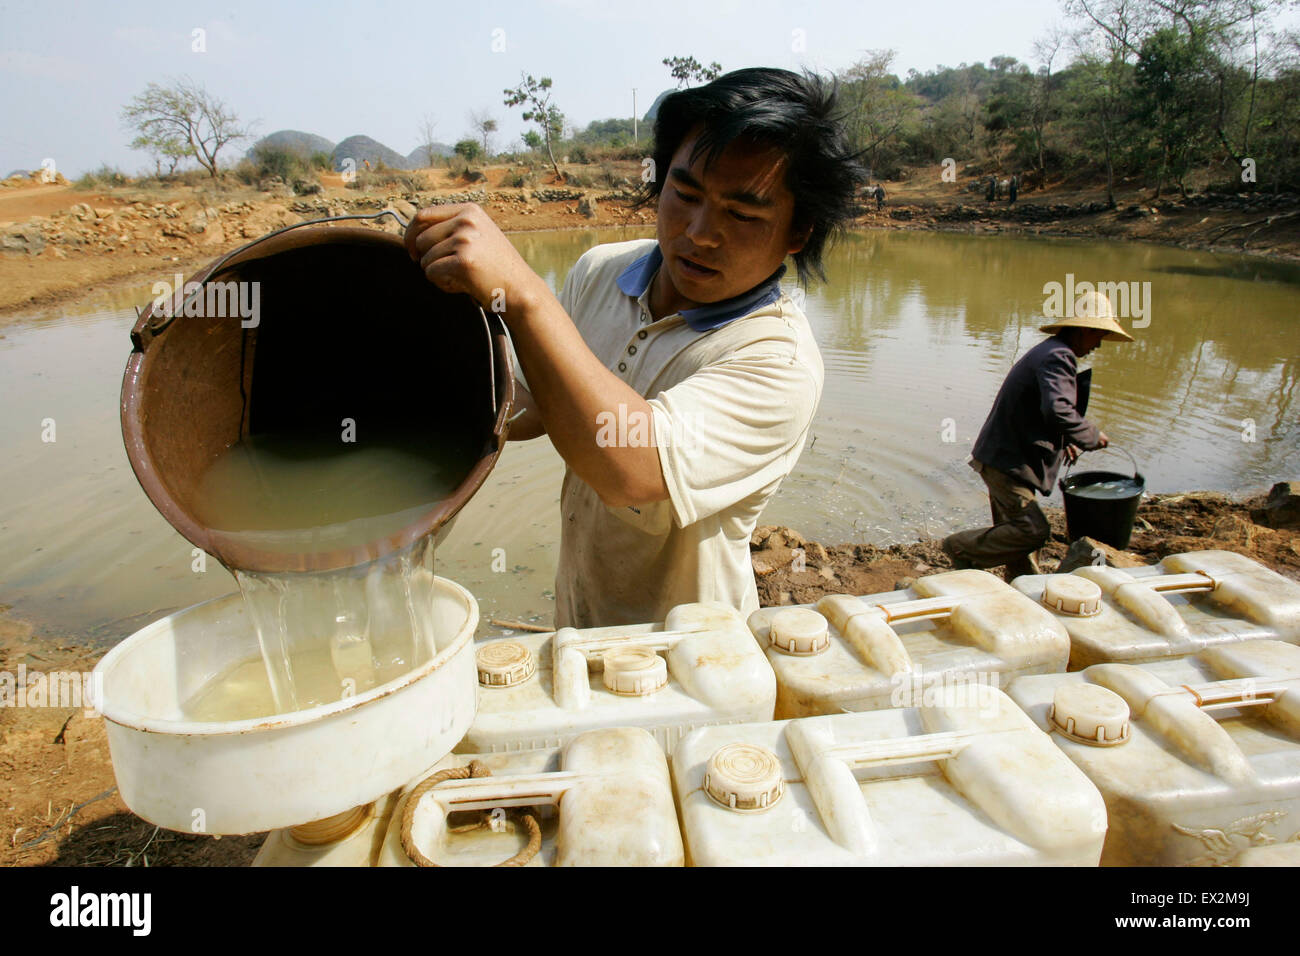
<box><xmin>133</xmin><ymin>210</ymin><xmax>412</xmax><ymax>343</ymax></box>
<box><xmin>1064</xmin><ymin>443</ymin><xmax>1140</xmax><ymax>479</ymax></box>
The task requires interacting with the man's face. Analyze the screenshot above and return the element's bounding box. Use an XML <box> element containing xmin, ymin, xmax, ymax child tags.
<box><xmin>1071</xmin><ymin>329</ymin><xmax>1108</xmax><ymax>357</ymax></box>
<box><xmin>653</xmin><ymin>127</ymin><xmax>808</xmax><ymax>312</ymax></box>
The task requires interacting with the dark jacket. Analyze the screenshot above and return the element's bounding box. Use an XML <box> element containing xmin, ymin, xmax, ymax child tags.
<box><xmin>971</xmin><ymin>335</ymin><xmax>1102</xmax><ymax>495</ymax></box>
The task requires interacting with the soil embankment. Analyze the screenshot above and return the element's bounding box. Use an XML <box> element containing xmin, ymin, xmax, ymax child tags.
<box><xmin>3</xmin><ymin>160</ymin><xmax>1298</xmax><ymax>320</ymax></box>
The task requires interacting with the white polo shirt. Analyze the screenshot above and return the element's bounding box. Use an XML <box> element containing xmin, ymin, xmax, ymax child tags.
<box><xmin>553</xmin><ymin>238</ymin><xmax>824</xmax><ymax>628</ymax></box>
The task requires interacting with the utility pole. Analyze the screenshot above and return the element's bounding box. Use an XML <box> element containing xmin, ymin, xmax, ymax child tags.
<box><xmin>633</xmin><ymin>88</ymin><xmax>638</xmax><ymax>144</ymax></box>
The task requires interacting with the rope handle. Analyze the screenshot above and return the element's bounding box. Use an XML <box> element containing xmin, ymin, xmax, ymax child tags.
<box><xmin>399</xmin><ymin>759</ymin><xmax>542</xmax><ymax>868</ymax></box>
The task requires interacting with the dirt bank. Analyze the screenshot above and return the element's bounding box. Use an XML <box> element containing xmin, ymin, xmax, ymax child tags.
<box><xmin>3</xmin><ymin>161</ymin><xmax>1297</xmax><ymax>321</ymax></box>
<box><xmin>752</xmin><ymin>487</ymin><xmax>1300</xmax><ymax>607</ymax></box>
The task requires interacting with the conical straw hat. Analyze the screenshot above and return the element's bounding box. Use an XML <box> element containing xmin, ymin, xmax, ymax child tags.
<box><xmin>1040</xmin><ymin>290</ymin><xmax>1135</xmax><ymax>341</ymax></box>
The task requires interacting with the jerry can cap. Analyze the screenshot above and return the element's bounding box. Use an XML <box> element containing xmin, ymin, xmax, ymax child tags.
<box><xmin>705</xmin><ymin>742</ymin><xmax>784</xmax><ymax>812</ymax></box>
<box><xmin>770</xmin><ymin>607</ymin><xmax>830</xmax><ymax>655</ymax></box>
<box><xmin>1050</xmin><ymin>683</ymin><xmax>1131</xmax><ymax>746</ymax></box>
<box><xmin>602</xmin><ymin>646</ymin><xmax>668</xmax><ymax>696</ymax></box>
<box><xmin>1043</xmin><ymin>575</ymin><xmax>1103</xmax><ymax>616</ymax></box>
<box><xmin>476</xmin><ymin>640</ymin><xmax>537</xmax><ymax>688</ymax></box>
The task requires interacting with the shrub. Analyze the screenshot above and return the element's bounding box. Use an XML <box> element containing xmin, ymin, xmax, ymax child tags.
<box><xmin>74</xmin><ymin>165</ymin><xmax>128</xmax><ymax>189</ymax></box>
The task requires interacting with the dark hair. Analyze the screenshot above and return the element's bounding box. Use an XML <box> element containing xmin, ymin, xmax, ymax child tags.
<box><xmin>637</xmin><ymin>67</ymin><xmax>868</xmax><ymax>286</ymax></box>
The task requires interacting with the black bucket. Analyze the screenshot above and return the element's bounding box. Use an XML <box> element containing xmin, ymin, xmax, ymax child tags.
<box><xmin>1059</xmin><ymin>446</ymin><xmax>1145</xmax><ymax>550</ymax></box>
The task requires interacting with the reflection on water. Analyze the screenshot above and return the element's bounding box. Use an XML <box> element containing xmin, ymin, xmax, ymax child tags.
<box><xmin>1</xmin><ymin>228</ymin><xmax>1296</xmax><ymax>649</ymax></box>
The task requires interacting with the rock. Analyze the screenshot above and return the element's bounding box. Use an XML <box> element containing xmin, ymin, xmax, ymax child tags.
<box><xmin>94</xmin><ymin>207</ymin><xmax>113</xmax><ymax>219</ymax></box>
<box><xmin>70</xmin><ymin>202</ymin><xmax>94</xmax><ymax>221</ymax></box>
<box><xmin>1056</xmin><ymin>536</ymin><xmax>1147</xmax><ymax>573</ymax></box>
<box><xmin>777</xmin><ymin>591</ymin><xmax>794</xmax><ymax>606</ymax></box>
<box><xmin>187</xmin><ymin>212</ymin><xmax>209</xmax><ymax>234</ymax></box>
<box><xmin>1</xmin><ymin>224</ymin><xmax>46</xmax><ymax>256</ymax></box>
<box><xmin>199</xmin><ymin>221</ymin><xmax>226</xmax><ymax>246</ymax></box>
<box><xmin>578</xmin><ymin>195</ymin><xmax>598</xmax><ymax>218</ymax></box>
<box><xmin>816</xmin><ymin>565</ymin><xmax>836</xmax><ymax>582</ymax></box>
<box><xmin>1250</xmin><ymin>481</ymin><xmax>1300</xmax><ymax>530</ymax></box>
<box><xmin>894</xmin><ymin>577</ymin><xmax>916</xmax><ymax>591</ymax></box>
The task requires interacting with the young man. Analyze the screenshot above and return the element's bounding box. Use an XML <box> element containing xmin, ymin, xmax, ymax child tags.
<box><xmin>406</xmin><ymin>68</ymin><xmax>865</xmax><ymax>627</ymax></box>
<box><xmin>942</xmin><ymin>291</ymin><xmax>1134</xmax><ymax>579</ymax></box>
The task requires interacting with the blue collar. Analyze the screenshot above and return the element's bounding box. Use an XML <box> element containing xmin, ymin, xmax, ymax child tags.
<box><xmin>615</xmin><ymin>244</ymin><xmax>787</xmax><ymax>332</ymax></box>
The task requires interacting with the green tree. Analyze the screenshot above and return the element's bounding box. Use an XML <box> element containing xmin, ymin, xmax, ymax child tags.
<box><xmin>504</xmin><ymin>74</ymin><xmax>564</xmax><ymax>178</ymax></box>
<box><xmin>663</xmin><ymin>55</ymin><xmax>722</xmax><ymax>88</ymax></box>
<box><xmin>1135</xmin><ymin>26</ymin><xmax>1215</xmax><ymax>196</ymax></box>
<box><xmin>454</xmin><ymin>138</ymin><xmax>482</xmax><ymax>162</ymax></box>
<box><xmin>121</xmin><ymin>78</ymin><xmax>252</xmax><ymax>178</ymax></box>
<box><xmin>838</xmin><ymin>51</ymin><xmax>921</xmax><ymax>177</ymax></box>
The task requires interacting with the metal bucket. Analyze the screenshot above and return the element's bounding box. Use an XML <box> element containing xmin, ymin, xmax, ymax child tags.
<box><xmin>1059</xmin><ymin>446</ymin><xmax>1145</xmax><ymax>550</ymax></box>
<box><xmin>120</xmin><ymin>211</ymin><xmax>515</xmax><ymax>574</ymax></box>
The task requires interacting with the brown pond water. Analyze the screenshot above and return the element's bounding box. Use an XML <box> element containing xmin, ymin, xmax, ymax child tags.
<box><xmin>1</xmin><ymin>228</ymin><xmax>1297</xmax><ymax>652</ymax></box>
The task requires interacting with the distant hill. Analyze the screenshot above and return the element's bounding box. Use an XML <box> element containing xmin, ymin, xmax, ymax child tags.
<box><xmin>332</xmin><ymin>135</ymin><xmax>412</xmax><ymax>171</ymax></box>
<box><xmin>643</xmin><ymin>89</ymin><xmax>674</xmax><ymax>125</ymax></box>
<box><xmin>246</xmin><ymin>130</ymin><xmax>336</xmax><ymax>160</ymax></box>
<box><xmin>406</xmin><ymin>143</ymin><xmax>454</xmax><ymax>167</ymax></box>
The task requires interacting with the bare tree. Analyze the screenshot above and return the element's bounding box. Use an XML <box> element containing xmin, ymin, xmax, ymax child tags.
<box><xmin>416</xmin><ymin>113</ymin><xmax>440</xmax><ymax>168</ymax></box>
<box><xmin>468</xmin><ymin>109</ymin><xmax>499</xmax><ymax>157</ymax></box>
<box><xmin>1030</xmin><ymin>27</ymin><xmax>1067</xmax><ymax>181</ymax></box>
<box><xmin>121</xmin><ymin>77</ymin><xmax>252</xmax><ymax>178</ymax></box>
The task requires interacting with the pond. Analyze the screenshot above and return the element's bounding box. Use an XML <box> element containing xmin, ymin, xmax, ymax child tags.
<box><xmin>1</xmin><ymin>227</ymin><xmax>1296</xmax><ymax>651</ymax></box>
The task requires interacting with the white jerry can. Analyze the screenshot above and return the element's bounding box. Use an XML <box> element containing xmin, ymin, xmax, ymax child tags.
<box><xmin>747</xmin><ymin>569</ymin><xmax>1070</xmax><ymax>717</ymax></box>
<box><xmin>378</xmin><ymin>727</ymin><xmax>683</xmax><ymax>866</ymax></box>
<box><xmin>672</xmin><ymin>683</ymin><xmax>1107</xmax><ymax>866</ymax></box>
<box><xmin>1007</xmin><ymin>639</ymin><xmax>1300</xmax><ymax>866</ymax></box>
<box><xmin>252</xmin><ymin>793</ymin><xmax>399</xmax><ymax>866</ymax></box>
<box><xmin>457</xmin><ymin>602</ymin><xmax>775</xmax><ymax>754</ymax></box>
<box><xmin>1012</xmin><ymin>549</ymin><xmax>1300</xmax><ymax>668</ymax></box>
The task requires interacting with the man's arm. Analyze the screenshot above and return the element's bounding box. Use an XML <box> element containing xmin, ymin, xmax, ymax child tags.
<box><xmin>1036</xmin><ymin>349</ymin><xmax>1103</xmax><ymax>450</ymax></box>
<box><xmin>405</xmin><ymin>203</ymin><xmax>667</xmax><ymax>507</ymax></box>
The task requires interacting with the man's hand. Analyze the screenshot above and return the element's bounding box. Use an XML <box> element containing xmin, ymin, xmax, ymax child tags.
<box><xmin>1065</xmin><ymin>443</ymin><xmax>1082</xmax><ymax>464</ymax></box>
<box><xmin>404</xmin><ymin>203</ymin><xmax>548</xmax><ymax>311</ymax></box>
<box><xmin>1097</xmin><ymin>431</ymin><xmax>1110</xmax><ymax>448</ymax></box>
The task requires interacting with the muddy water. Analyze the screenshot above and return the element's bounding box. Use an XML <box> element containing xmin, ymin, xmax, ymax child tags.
<box><xmin>1</xmin><ymin>228</ymin><xmax>1297</xmax><ymax>651</ymax></box>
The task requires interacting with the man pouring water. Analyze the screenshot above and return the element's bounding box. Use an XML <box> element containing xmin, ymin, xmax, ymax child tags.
<box><xmin>406</xmin><ymin>69</ymin><xmax>867</xmax><ymax>627</ymax></box>
<box><xmin>942</xmin><ymin>290</ymin><xmax>1134</xmax><ymax>580</ymax></box>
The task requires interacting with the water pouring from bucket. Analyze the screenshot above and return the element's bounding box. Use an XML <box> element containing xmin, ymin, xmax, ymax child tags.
<box><xmin>1059</xmin><ymin>444</ymin><xmax>1146</xmax><ymax>550</ymax></box>
<box><xmin>119</xmin><ymin>212</ymin><xmax>515</xmax><ymax>716</ymax></box>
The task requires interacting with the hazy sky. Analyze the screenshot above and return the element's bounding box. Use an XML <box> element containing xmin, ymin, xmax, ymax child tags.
<box><xmin>2</xmin><ymin>0</ymin><xmax>1296</xmax><ymax>177</ymax></box>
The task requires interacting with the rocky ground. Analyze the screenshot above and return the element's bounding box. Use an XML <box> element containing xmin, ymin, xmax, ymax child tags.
<box><xmin>0</xmin><ymin>163</ymin><xmax>654</xmax><ymax>317</ymax></box>
<box><xmin>3</xmin><ymin>160</ymin><xmax>1299</xmax><ymax>319</ymax></box>
<box><xmin>751</xmin><ymin>483</ymin><xmax>1300</xmax><ymax>607</ymax></box>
